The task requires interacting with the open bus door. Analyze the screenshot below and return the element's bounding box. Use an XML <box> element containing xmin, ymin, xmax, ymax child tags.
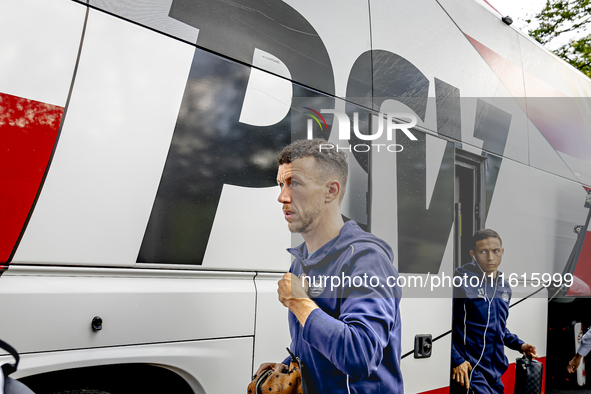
<box><xmin>454</xmin><ymin>149</ymin><xmax>486</xmax><ymax>269</ymax></box>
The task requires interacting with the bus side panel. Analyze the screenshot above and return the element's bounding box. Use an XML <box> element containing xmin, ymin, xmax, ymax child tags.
<box><xmin>0</xmin><ymin>0</ymin><xmax>84</xmax><ymax>106</ymax></box>
<box><xmin>400</xmin><ymin>299</ymin><xmax>453</xmax><ymax>394</ymax></box>
<box><xmin>12</xmin><ymin>9</ymin><xmax>195</xmax><ymax>266</ymax></box>
<box><xmin>369</xmin><ymin>0</ymin><xmax>530</xmax><ymax>167</ymax></box>
<box><xmin>372</xmin><ymin>129</ymin><xmax>456</xmax><ymax>392</ymax></box>
<box><xmin>486</xmin><ymin>158</ymin><xmax>587</xmax><ymax>276</ymax></box>
<box><xmin>252</xmin><ymin>273</ymin><xmax>291</xmax><ymax>374</ymax></box>
<box><xmin>0</xmin><ymin>267</ymin><xmax>255</xmax><ymax>356</ymax></box>
<box><xmin>90</xmin><ymin>0</ymin><xmax>373</xmax><ymax>100</ymax></box>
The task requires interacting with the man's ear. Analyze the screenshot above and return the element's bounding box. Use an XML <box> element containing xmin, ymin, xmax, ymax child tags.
<box><xmin>325</xmin><ymin>180</ymin><xmax>341</xmax><ymax>203</ymax></box>
<box><xmin>469</xmin><ymin>250</ymin><xmax>475</xmax><ymax>260</ymax></box>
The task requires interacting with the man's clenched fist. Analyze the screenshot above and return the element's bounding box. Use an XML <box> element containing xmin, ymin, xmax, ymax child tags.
<box><xmin>277</xmin><ymin>273</ymin><xmax>318</xmax><ymax>326</ymax></box>
<box><xmin>277</xmin><ymin>273</ymin><xmax>309</xmax><ymax>307</ymax></box>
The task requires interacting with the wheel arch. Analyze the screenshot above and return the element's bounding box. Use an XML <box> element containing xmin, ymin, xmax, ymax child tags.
<box><xmin>18</xmin><ymin>363</ymin><xmax>199</xmax><ymax>394</ymax></box>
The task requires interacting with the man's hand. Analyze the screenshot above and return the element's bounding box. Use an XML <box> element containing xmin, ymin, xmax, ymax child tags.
<box><xmin>567</xmin><ymin>354</ymin><xmax>583</xmax><ymax>373</ymax></box>
<box><xmin>521</xmin><ymin>343</ymin><xmax>539</xmax><ymax>358</ymax></box>
<box><xmin>278</xmin><ymin>273</ymin><xmax>309</xmax><ymax>306</ymax></box>
<box><xmin>451</xmin><ymin>360</ymin><xmax>472</xmax><ymax>388</ymax></box>
<box><xmin>254</xmin><ymin>362</ymin><xmax>288</xmax><ymax>377</ymax></box>
<box><xmin>277</xmin><ymin>273</ymin><xmax>319</xmax><ymax>326</ymax></box>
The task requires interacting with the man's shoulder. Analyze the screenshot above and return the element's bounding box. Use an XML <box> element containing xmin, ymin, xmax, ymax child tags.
<box><xmin>345</xmin><ymin>240</ymin><xmax>393</xmax><ymax>264</ymax></box>
<box><xmin>347</xmin><ymin>228</ymin><xmax>392</xmax><ymax>254</ymax></box>
<box><xmin>338</xmin><ymin>241</ymin><xmax>398</xmax><ymax>282</ymax></box>
<box><xmin>332</xmin><ymin>222</ymin><xmax>394</xmax><ymax>261</ymax></box>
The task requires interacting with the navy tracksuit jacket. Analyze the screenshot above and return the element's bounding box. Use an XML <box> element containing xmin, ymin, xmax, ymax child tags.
<box><xmin>451</xmin><ymin>262</ymin><xmax>524</xmax><ymax>394</ymax></box>
<box><xmin>283</xmin><ymin>220</ymin><xmax>403</xmax><ymax>393</ymax></box>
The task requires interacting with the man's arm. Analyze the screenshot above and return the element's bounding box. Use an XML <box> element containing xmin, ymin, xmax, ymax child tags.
<box><xmin>567</xmin><ymin>354</ymin><xmax>583</xmax><ymax>373</ymax></box>
<box><xmin>450</xmin><ymin>290</ymin><xmax>472</xmax><ymax>388</ymax></box>
<box><xmin>578</xmin><ymin>328</ymin><xmax>591</xmax><ymax>357</ymax></box>
<box><xmin>502</xmin><ymin>327</ymin><xmax>524</xmax><ymax>351</ymax></box>
<box><xmin>277</xmin><ymin>272</ymin><xmax>318</xmax><ymax>326</ymax></box>
<box><xmin>280</xmin><ymin>247</ymin><xmax>400</xmax><ymax>381</ymax></box>
<box><xmin>503</xmin><ymin>327</ymin><xmax>538</xmax><ymax>357</ymax></box>
<box><xmin>450</xmin><ymin>293</ymin><xmax>468</xmax><ymax>368</ymax></box>
<box><xmin>568</xmin><ymin>328</ymin><xmax>591</xmax><ymax>373</ymax></box>
<box><xmin>451</xmin><ymin>341</ymin><xmax>472</xmax><ymax>388</ymax></box>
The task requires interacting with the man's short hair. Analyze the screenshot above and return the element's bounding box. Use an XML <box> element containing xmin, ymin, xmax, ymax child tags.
<box><xmin>472</xmin><ymin>229</ymin><xmax>502</xmax><ymax>250</ymax></box>
<box><xmin>278</xmin><ymin>138</ymin><xmax>348</xmax><ymax>196</ymax></box>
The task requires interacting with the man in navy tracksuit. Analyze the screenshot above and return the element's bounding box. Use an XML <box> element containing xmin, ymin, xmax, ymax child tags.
<box><xmin>450</xmin><ymin>229</ymin><xmax>538</xmax><ymax>393</ymax></box>
<box><xmin>255</xmin><ymin>139</ymin><xmax>403</xmax><ymax>393</ymax></box>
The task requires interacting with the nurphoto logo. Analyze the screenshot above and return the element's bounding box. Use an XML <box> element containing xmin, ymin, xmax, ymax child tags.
<box><xmin>304</xmin><ymin>108</ymin><xmax>418</xmax><ymax>153</ymax></box>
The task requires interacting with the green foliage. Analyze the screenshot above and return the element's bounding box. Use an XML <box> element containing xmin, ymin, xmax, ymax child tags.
<box><xmin>527</xmin><ymin>0</ymin><xmax>591</xmax><ymax>77</ymax></box>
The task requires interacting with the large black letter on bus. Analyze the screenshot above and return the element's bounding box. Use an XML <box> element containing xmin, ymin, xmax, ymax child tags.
<box><xmin>138</xmin><ymin>2</ymin><xmax>335</xmax><ymax>264</ymax></box>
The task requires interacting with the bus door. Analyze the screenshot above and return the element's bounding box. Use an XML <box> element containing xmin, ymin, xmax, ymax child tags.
<box><xmin>454</xmin><ymin>150</ymin><xmax>486</xmax><ymax>269</ymax></box>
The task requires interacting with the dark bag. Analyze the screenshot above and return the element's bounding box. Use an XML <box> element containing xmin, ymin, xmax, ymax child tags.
<box><xmin>515</xmin><ymin>354</ymin><xmax>543</xmax><ymax>394</ymax></box>
<box><xmin>0</xmin><ymin>339</ymin><xmax>35</xmax><ymax>394</ymax></box>
<box><xmin>248</xmin><ymin>348</ymin><xmax>309</xmax><ymax>394</ymax></box>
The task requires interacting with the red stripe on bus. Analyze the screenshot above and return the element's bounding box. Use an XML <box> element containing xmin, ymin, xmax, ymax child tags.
<box><xmin>0</xmin><ymin>92</ymin><xmax>63</xmax><ymax>263</ymax></box>
<box><xmin>481</xmin><ymin>0</ymin><xmax>503</xmax><ymax>16</ymax></box>
<box><xmin>417</xmin><ymin>386</ymin><xmax>449</xmax><ymax>394</ymax></box>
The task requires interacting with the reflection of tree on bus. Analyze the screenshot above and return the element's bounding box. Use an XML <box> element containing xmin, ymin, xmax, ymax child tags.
<box><xmin>451</xmin><ymin>229</ymin><xmax>538</xmax><ymax>393</ymax></box>
<box><xmin>255</xmin><ymin>139</ymin><xmax>403</xmax><ymax>393</ymax></box>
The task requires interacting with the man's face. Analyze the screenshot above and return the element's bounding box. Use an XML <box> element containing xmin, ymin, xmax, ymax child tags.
<box><xmin>470</xmin><ymin>237</ymin><xmax>504</xmax><ymax>276</ymax></box>
<box><xmin>277</xmin><ymin>157</ymin><xmax>326</xmax><ymax>234</ymax></box>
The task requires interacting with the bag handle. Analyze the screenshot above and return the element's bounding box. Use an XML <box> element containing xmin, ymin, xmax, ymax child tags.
<box><xmin>521</xmin><ymin>353</ymin><xmax>534</xmax><ymax>361</ymax></box>
<box><xmin>0</xmin><ymin>339</ymin><xmax>20</xmax><ymax>376</ymax></box>
<box><xmin>286</xmin><ymin>347</ymin><xmax>296</xmax><ymax>361</ymax></box>
<box><xmin>255</xmin><ymin>370</ymin><xmax>273</xmax><ymax>394</ymax></box>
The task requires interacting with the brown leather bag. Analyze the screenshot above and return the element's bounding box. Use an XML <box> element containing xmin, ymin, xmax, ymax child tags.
<box><xmin>247</xmin><ymin>348</ymin><xmax>306</xmax><ymax>394</ymax></box>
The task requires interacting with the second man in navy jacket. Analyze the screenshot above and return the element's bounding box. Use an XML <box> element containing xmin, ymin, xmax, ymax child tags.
<box><xmin>450</xmin><ymin>229</ymin><xmax>538</xmax><ymax>393</ymax></box>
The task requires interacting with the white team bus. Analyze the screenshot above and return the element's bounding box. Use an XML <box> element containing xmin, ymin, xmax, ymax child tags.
<box><xmin>1</xmin><ymin>0</ymin><xmax>591</xmax><ymax>392</ymax></box>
